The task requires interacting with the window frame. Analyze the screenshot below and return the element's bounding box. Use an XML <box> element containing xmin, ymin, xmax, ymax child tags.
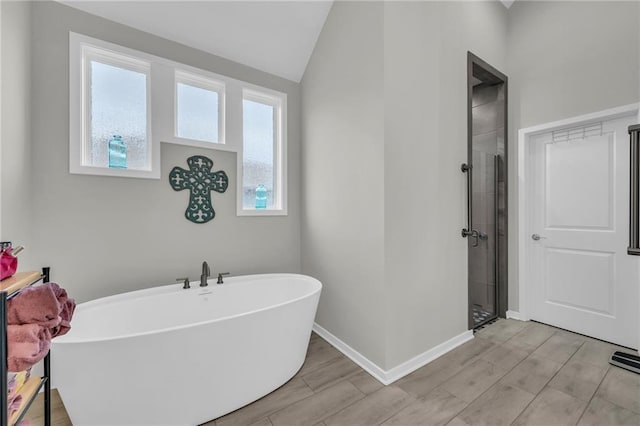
<box><xmin>237</xmin><ymin>87</ymin><xmax>287</xmax><ymax>216</ymax></box>
<box><xmin>70</xmin><ymin>33</ymin><xmax>157</xmax><ymax>178</ymax></box>
<box><xmin>154</xmin><ymin>62</ymin><xmax>238</xmax><ymax>154</ymax></box>
<box><xmin>70</xmin><ymin>32</ymin><xmax>288</xmax><ymax>216</ymax></box>
<box><xmin>173</xmin><ymin>70</ymin><xmax>226</xmax><ymax>146</ymax></box>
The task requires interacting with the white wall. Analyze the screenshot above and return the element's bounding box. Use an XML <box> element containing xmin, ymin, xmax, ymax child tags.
<box><xmin>301</xmin><ymin>1</ymin><xmax>387</xmax><ymax>367</ymax></box>
<box><xmin>1</xmin><ymin>1</ymin><xmax>36</xmax><ymax>271</ymax></box>
<box><xmin>506</xmin><ymin>0</ymin><xmax>640</xmax><ymax>311</ymax></box>
<box><xmin>26</xmin><ymin>1</ymin><xmax>302</xmax><ymax>303</ymax></box>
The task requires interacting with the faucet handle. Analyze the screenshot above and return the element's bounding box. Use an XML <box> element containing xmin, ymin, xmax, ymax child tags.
<box><xmin>177</xmin><ymin>277</ymin><xmax>190</xmax><ymax>289</ymax></box>
<box><xmin>217</xmin><ymin>272</ymin><xmax>230</xmax><ymax>284</ymax></box>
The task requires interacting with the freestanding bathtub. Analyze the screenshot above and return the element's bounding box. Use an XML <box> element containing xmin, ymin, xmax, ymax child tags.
<box><xmin>51</xmin><ymin>274</ymin><xmax>322</xmax><ymax>425</ymax></box>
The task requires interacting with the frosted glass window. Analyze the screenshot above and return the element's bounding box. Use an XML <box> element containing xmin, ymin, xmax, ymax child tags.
<box><xmin>70</xmin><ymin>33</ymin><xmax>286</xmax><ymax>188</ymax></box>
<box><xmin>243</xmin><ymin>99</ymin><xmax>275</xmax><ymax>209</ymax></box>
<box><xmin>90</xmin><ymin>60</ymin><xmax>148</xmax><ymax>170</ymax></box>
<box><xmin>176</xmin><ymin>82</ymin><xmax>219</xmax><ymax>142</ymax></box>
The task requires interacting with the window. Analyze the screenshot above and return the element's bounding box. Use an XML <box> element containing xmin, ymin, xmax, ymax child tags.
<box><xmin>175</xmin><ymin>71</ymin><xmax>225</xmax><ymax>144</ymax></box>
<box><xmin>240</xmin><ymin>89</ymin><xmax>286</xmax><ymax>215</ymax></box>
<box><xmin>70</xmin><ymin>33</ymin><xmax>287</xmax><ymax>215</ymax></box>
<box><xmin>70</xmin><ymin>33</ymin><xmax>156</xmax><ymax>178</ymax></box>
<box><xmin>90</xmin><ymin>59</ymin><xmax>149</xmax><ymax>170</ymax></box>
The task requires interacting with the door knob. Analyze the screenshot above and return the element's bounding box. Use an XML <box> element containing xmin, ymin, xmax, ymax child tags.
<box><xmin>531</xmin><ymin>233</ymin><xmax>546</xmax><ymax>241</ymax></box>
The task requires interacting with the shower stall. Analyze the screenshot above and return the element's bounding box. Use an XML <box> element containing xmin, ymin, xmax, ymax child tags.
<box><xmin>463</xmin><ymin>53</ymin><xmax>508</xmax><ymax>329</ymax></box>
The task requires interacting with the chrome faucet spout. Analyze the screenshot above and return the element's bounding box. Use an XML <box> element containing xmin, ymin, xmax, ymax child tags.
<box><xmin>200</xmin><ymin>261</ymin><xmax>210</xmax><ymax>287</ymax></box>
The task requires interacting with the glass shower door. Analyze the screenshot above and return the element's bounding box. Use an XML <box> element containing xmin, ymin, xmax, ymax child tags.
<box><xmin>466</xmin><ymin>53</ymin><xmax>507</xmax><ymax>329</ymax></box>
<box><xmin>469</xmin><ymin>151</ymin><xmax>497</xmax><ymax>327</ymax></box>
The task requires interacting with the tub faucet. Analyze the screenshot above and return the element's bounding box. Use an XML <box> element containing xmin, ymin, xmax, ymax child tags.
<box><xmin>176</xmin><ymin>277</ymin><xmax>190</xmax><ymax>289</ymax></box>
<box><xmin>200</xmin><ymin>261</ymin><xmax>210</xmax><ymax>287</ymax></box>
<box><xmin>217</xmin><ymin>272</ymin><xmax>230</xmax><ymax>284</ymax></box>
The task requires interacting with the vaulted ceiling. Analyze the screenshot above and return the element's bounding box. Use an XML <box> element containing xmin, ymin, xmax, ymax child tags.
<box><xmin>59</xmin><ymin>1</ymin><xmax>516</xmax><ymax>83</ymax></box>
<box><xmin>59</xmin><ymin>1</ymin><xmax>334</xmax><ymax>82</ymax></box>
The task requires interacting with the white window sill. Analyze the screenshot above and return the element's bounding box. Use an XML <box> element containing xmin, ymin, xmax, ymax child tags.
<box><xmin>69</xmin><ymin>164</ymin><xmax>160</xmax><ymax>179</ymax></box>
<box><xmin>160</xmin><ymin>138</ymin><xmax>238</xmax><ymax>153</ymax></box>
<box><xmin>237</xmin><ymin>209</ymin><xmax>288</xmax><ymax>217</ymax></box>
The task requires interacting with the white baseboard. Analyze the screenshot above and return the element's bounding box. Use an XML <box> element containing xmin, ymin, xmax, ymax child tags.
<box><xmin>384</xmin><ymin>330</ymin><xmax>474</xmax><ymax>384</ymax></box>
<box><xmin>312</xmin><ymin>323</ymin><xmax>474</xmax><ymax>385</ymax></box>
<box><xmin>506</xmin><ymin>310</ymin><xmax>527</xmax><ymax>321</ymax></box>
<box><xmin>311</xmin><ymin>323</ymin><xmax>389</xmax><ymax>383</ymax></box>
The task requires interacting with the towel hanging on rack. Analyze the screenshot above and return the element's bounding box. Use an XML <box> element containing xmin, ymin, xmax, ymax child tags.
<box><xmin>6</xmin><ymin>324</ymin><xmax>51</xmax><ymax>372</ymax></box>
<box><xmin>7</xmin><ymin>284</ymin><xmax>60</xmax><ymax>327</ymax></box>
<box><xmin>5</xmin><ymin>282</ymin><xmax>76</xmax><ymax>371</ymax></box>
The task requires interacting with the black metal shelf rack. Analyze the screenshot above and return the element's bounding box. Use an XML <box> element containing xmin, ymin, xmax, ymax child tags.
<box><xmin>0</xmin><ymin>267</ymin><xmax>52</xmax><ymax>426</ymax></box>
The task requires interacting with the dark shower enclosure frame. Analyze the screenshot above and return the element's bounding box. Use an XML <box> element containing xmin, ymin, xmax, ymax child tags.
<box><xmin>466</xmin><ymin>51</ymin><xmax>509</xmax><ymax>329</ymax></box>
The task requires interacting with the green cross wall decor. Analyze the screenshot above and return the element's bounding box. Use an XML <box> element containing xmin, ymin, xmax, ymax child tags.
<box><xmin>169</xmin><ymin>155</ymin><xmax>228</xmax><ymax>223</ymax></box>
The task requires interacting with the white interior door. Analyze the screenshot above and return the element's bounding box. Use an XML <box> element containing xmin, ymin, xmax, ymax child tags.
<box><xmin>528</xmin><ymin>114</ymin><xmax>638</xmax><ymax>349</ymax></box>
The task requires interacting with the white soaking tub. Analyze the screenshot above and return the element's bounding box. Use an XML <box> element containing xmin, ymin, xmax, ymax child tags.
<box><xmin>52</xmin><ymin>274</ymin><xmax>322</xmax><ymax>425</ymax></box>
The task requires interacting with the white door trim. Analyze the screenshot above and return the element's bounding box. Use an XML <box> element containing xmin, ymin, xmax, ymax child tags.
<box><xmin>517</xmin><ymin>103</ymin><xmax>640</xmax><ymax>324</ymax></box>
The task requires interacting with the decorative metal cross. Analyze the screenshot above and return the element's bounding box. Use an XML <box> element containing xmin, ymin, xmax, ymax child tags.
<box><xmin>169</xmin><ymin>155</ymin><xmax>228</xmax><ymax>223</ymax></box>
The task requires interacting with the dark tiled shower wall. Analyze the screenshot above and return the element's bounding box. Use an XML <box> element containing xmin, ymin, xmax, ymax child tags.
<box><xmin>470</xmin><ymin>84</ymin><xmax>506</xmax><ymax>322</ymax></box>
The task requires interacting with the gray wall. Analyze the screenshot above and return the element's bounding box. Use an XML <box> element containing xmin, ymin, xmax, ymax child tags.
<box><xmin>302</xmin><ymin>1</ymin><xmax>507</xmax><ymax>369</ymax></box>
<box><xmin>1</xmin><ymin>1</ymin><xmax>36</xmax><ymax>271</ymax></box>
<box><xmin>506</xmin><ymin>0</ymin><xmax>640</xmax><ymax>311</ymax></box>
<box><xmin>383</xmin><ymin>1</ymin><xmax>507</xmax><ymax>368</ymax></box>
<box><xmin>301</xmin><ymin>1</ymin><xmax>386</xmax><ymax>367</ymax></box>
<box><xmin>6</xmin><ymin>0</ymin><xmax>638</xmax><ymax>375</ymax></box>
<box><xmin>27</xmin><ymin>1</ymin><xmax>301</xmax><ymax>303</ymax></box>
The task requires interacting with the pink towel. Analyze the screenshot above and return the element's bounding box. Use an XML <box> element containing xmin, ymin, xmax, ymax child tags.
<box><xmin>52</xmin><ymin>298</ymin><xmax>75</xmax><ymax>337</ymax></box>
<box><xmin>7</xmin><ymin>282</ymin><xmax>76</xmax><ymax>337</ymax></box>
<box><xmin>8</xmin><ymin>394</ymin><xmax>23</xmax><ymax>418</ymax></box>
<box><xmin>7</xmin><ymin>284</ymin><xmax>61</xmax><ymax>328</ymax></box>
<box><xmin>43</xmin><ymin>282</ymin><xmax>75</xmax><ymax>337</ymax></box>
<box><xmin>7</xmin><ymin>324</ymin><xmax>51</xmax><ymax>372</ymax></box>
<box><xmin>7</xmin><ymin>374</ymin><xmax>16</xmax><ymax>398</ymax></box>
<box><xmin>49</xmin><ymin>283</ymin><xmax>68</xmax><ymax>308</ymax></box>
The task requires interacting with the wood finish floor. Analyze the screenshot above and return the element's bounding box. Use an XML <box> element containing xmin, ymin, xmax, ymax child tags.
<box><xmin>24</xmin><ymin>319</ymin><xmax>640</xmax><ymax>425</ymax></box>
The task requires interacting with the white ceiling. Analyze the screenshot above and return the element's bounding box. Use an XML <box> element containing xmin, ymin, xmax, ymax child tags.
<box><xmin>59</xmin><ymin>1</ymin><xmax>334</xmax><ymax>82</ymax></box>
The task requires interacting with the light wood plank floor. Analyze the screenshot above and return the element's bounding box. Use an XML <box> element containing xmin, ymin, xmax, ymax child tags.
<box><xmin>24</xmin><ymin>319</ymin><xmax>640</xmax><ymax>425</ymax></box>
